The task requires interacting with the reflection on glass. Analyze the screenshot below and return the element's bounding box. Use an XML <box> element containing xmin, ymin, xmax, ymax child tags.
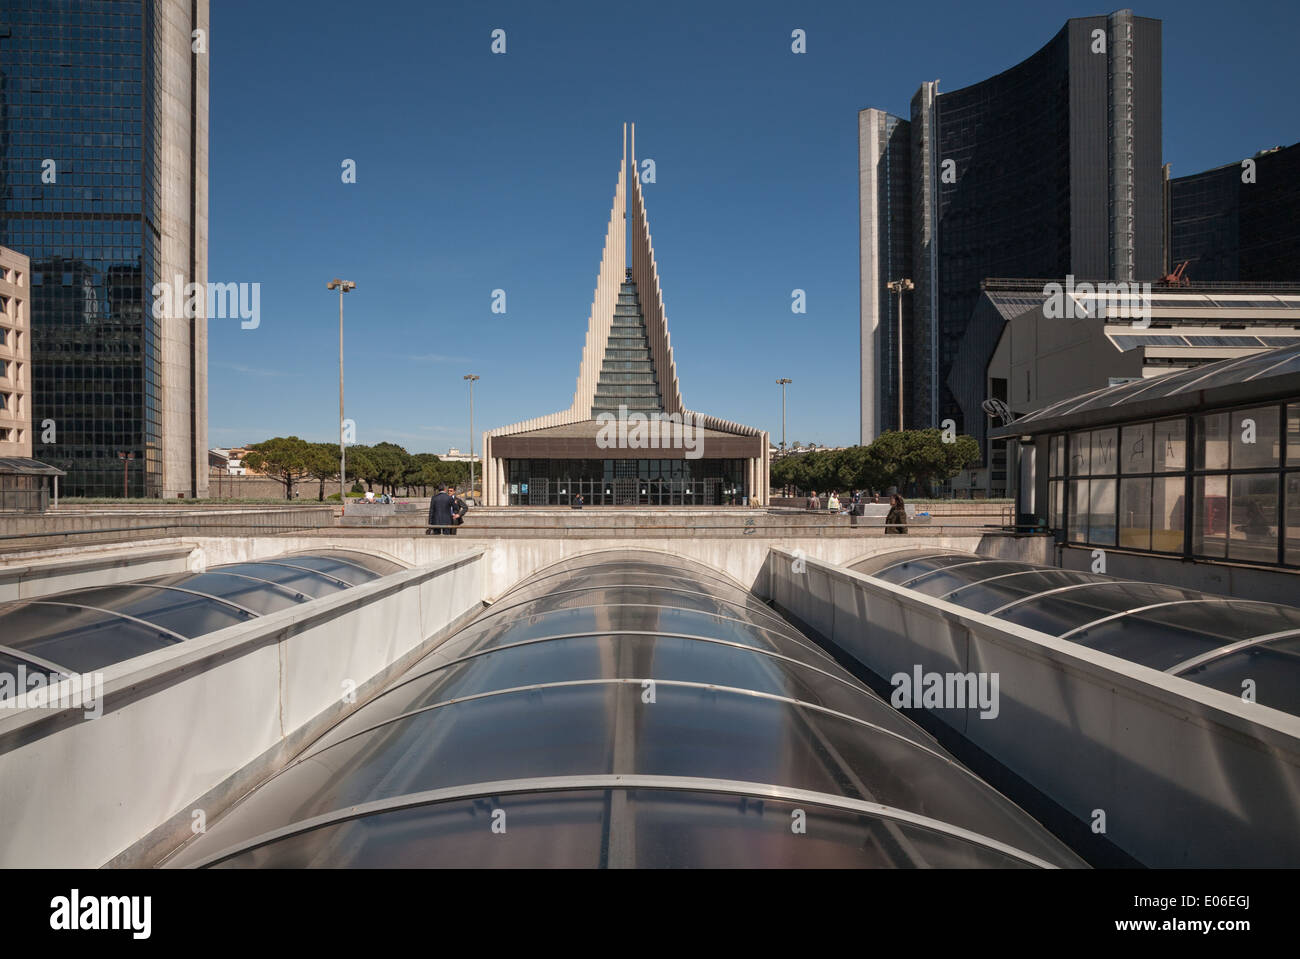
<box><xmin>1069</xmin><ymin>432</ymin><xmax>1090</xmax><ymax>476</ymax></box>
<box><xmin>1229</xmin><ymin>406</ymin><xmax>1279</xmax><ymax>469</ymax></box>
<box><xmin>1089</xmin><ymin>478</ymin><xmax>1116</xmax><ymax>546</ymax></box>
<box><xmin>1228</xmin><ymin>474</ymin><xmax>1278</xmax><ymax>564</ymax></box>
<box><xmin>1152</xmin><ymin>476</ymin><xmax>1186</xmax><ymax>553</ymax></box>
<box><xmin>1091</xmin><ymin>429</ymin><xmax>1118</xmax><ymax>476</ymax></box>
<box><xmin>1119</xmin><ymin>477</ymin><xmax>1152</xmax><ymax>549</ymax></box>
<box><xmin>1288</xmin><ymin>404</ymin><xmax>1300</xmax><ymax>467</ymax></box>
<box><xmin>1196</xmin><ymin>413</ymin><xmax>1229</xmax><ymax>470</ymax></box>
<box><xmin>1154</xmin><ymin>419</ymin><xmax>1187</xmax><ymax>471</ymax></box>
<box><xmin>1193</xmin><ymin>475</ymin><xmax>1229</xmax><ymax>558</ymax></box>
<box><xmin>1121</xmin><ymin>422</ymin><xmax>1153</xmax><ymax>474</ymax></box>
<box><xmin>1288</xmin><ymin>473</ymin><xmax>1300</xmax><ymax>567</ymax></box>
<box><xmin>1068</xmin><ymin>480</ymin><xmax>1088</xmax><ymax>543</ymax></box>
<box><xmin>206</xmin><ymin>789</ymin><xmax>1050</xmax><ymax>869</ymax></box>
<box><xmin>1179</xmin><ymin>636</ymin><xmax>1300</xmax><ymax>717</ymax></box>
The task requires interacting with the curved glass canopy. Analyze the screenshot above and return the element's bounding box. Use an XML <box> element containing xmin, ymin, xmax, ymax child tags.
<box><xmin>165</xmin><ymin>548</ymin><xmax>1084</xmax><ymax>868</ymax></box>
<box><xmin>0</xmin><ymin>550</ymin><xmax>403</xmax><ymax>692</ymax></box>
<box><xmin>1003</xmin><ymin>344</ymin><xmax>1300</xmax><ymax>430</ymax></box>
<box><xmin>852</xmin><ymin>549</ymin><xmax>1300</xmax><ymax>715</ymax></box>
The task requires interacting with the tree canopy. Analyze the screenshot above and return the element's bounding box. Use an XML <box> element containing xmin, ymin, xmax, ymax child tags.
<box><xmin>241</xmin><ymin>437</ymin><xmax>474</xmax><ymax>498</ymax></box>
<box><xmin>771</xmin><ymin>429</ymin><xmax>980</xmax><ymax>497</ymax></box>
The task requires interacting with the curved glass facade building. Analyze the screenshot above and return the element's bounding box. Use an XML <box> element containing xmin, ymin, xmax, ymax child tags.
<box><xmin>853</xmin><ymin>548</ymin><xmax>1300</xmax><ymax>716</ymax></box>
<box><xmin>859</xmin><ymin>12</ymin><xmax>1164</xmax><ymax>458</ymax></box>
<box><xmin>0</xmin><ymin>550</ymin><xmax>401</xmax><ymax>691</ymax></box>
<box><xmin>165</xmin><ymin>549</ymin><xmax>1084</xmax><ymax>868</ymax></box>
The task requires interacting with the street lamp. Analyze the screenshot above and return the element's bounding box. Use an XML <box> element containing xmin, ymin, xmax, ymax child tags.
<box><xmin>886</xmin><ymin>278</ymin><xmax>914</xmax><ymax>431</ymax></box>
<box><xmin>327</xmin><ymin>278</ymin><xmax>356</xmax><ymax>505</ymax></box>
<box><xmin>775</xmin><ymin>378</ymin><xmax>792</xmax><ymax>451</ymax></box>
<box><xmin>464</xmin><ymin>374</ymin><xmax>479</xmax><ymax>500</ymax></box>
<box><xmin>117</xmin><ymin>450</ymin><xmax>135</xmax><ymax>499</ymax></box>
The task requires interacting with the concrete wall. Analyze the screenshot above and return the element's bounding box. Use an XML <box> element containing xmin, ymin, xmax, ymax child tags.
<box><xmin>0</xmin><ymin>550</ymin><xmax>483</xmax><ymax>867</ymax></box>
<box><xmin>0</xmin><ymin>506</ymin><xmax>334</xmax><ymax>552</ymax></box>
<box><xmin>184</xmin><ymin>531</ymin><xmax>982</xmax><ymax>602</ymax></box>
<box><xmin>157</xmin><ymin>0</ymin><xmax>208</xmax><ymax>498</ymax></box>
<box><xmin>0</xmin><ymin>542</ymin><xmax>194</xmax><ymax>602</ymax></box>
<box><xmin>765</xmin><ymin>548</ymin><xmax>1300</xmax><ymax>867</ymax></box>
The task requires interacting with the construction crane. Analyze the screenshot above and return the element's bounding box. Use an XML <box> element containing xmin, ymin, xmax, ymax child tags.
<box><xmin>1157</xmin><ymin>260</ymin><xmax>1191</xmax><ymax>287</ymax></box>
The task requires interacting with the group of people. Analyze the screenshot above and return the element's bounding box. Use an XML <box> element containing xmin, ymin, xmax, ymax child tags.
<box><xmin>805</xmin><ymin>489</ymin><xmax>909</xmax><ymax>533</ymax></box>
<box><xmin>426</xmin><ymin>483</ymin><xmax>469</xmax><ymax>535</ymax></box>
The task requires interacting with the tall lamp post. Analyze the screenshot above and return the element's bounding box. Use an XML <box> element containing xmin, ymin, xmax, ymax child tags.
<box><xmin>327</xmin><ymin>278</ymin><xmax>356</xmax><ymax>505</ymax></box>
<box><xmin>775</xmin><ymin>378</ymin><xmax>792</xmax><ymax>451</ymax></box>
<box><xmin>886</xmin><ymin>278</ymin><xmax>914</xmax><ymax>431</ymax></box>
<box><xmin>464</xmin><ymin>374</ymin><xmax>479</xmax><ymax>499</ymax></box>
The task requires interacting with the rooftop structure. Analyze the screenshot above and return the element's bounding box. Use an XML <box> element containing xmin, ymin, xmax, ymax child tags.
<box><xmin>957</xmin><ymin>278</ymin><xmax>1300</xmax><ymax>495</ymax></box>
<box><xmin>0</xmin><ymin>550</ymin><xmax>402</xmax><ymax>690</ymax></box>
<box><xmin>163</xmin><ymin>549</ymin><xmax>1083</xmax><ymax>868</ymax></box>
<box><xmin>853</xmin><ymin>548</ymin><xmax>1300</xmax><ymax>715</ymax></box>
<box><xmin>991</xmin><ymin>345</ymin><xmax>1300</xmax><ymax>595</ymax></box>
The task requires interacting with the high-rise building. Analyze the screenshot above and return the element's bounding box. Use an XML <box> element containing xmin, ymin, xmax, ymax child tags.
<box><xmin>0</xmin><ymin>0</ymin><xmax>209</xmax><ymax>497</ymax></box>
<box><xmin>859</xmin><ymin>10</ymin><xmax>1163</xmax><ymax>447</ymax></box>
<box><xmin>1167</xmin><ymin>143</ymin><xmax>1300</xmax><ymax>283</ymax></box>
<box><xmin>0</xmin><ymin>245</ymin><xmax>30</xmax><ymax>457</ymax></box>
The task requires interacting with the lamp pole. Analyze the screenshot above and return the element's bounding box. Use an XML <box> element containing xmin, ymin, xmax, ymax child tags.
<box><xmin>776</xmin><ymin>378</ymin><xmax>791</xmax><ymax>451</ymax></box>
<box><xmin>327</xmin><ymin>279</ymin><xmax>356</xmax><ymax>506</ymax></box>
<box><xmin>464</xmin><ymin>374</ymin><xmax>479</xmax><ymax>499</ymax></box>
<box><xmin>886</xmin><ymin>278</ymin><xmax>914</xmax><ymax>431</ymax></box>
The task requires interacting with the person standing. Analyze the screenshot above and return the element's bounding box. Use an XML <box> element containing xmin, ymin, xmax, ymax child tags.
<box><xmin>448</xmin><ymin>485</ymin><xmax>468</xmax><ymax>535</ymax></box>
<box><xmin>427</xmin><ymin>483</ymin><xmax>455</xmax><ymax>535</ymax></box>
<box><xmin>885</xmin><ymin>493</ymin><xmax>909</xmax><ymax>534</ymax></box>
<box><xmin>827</xmin><ymin>491</ymin><xmax>840</xmax><ymax>512</ymax></box>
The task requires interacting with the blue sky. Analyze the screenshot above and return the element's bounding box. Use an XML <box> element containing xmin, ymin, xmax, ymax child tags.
<box><xmin>208</xmin><ymin>0</ymin><xmax>1299</xmax><ymax>453</ymax></box>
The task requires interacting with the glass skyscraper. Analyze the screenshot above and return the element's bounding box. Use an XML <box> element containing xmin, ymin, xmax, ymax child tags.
<box><xmin>0</xmin><ymin>0</ymin><xmax>208</xmax><ymax>497</ymax></box>
<box><xmin>1168</xmin><ymin>143</ymin><xmax>1300</xmax><ymax>284</ymax></box>
<box><xmin>859</xmin><ymin>11</ymin><xmax>1164</xmax><ymax>450</ymax></box>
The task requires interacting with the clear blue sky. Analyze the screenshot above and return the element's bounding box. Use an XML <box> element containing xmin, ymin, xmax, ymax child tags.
<box><xmin>208</xmin><ymin>0</ymin><xmax>1299</xmax><ymax>453</ymax></box>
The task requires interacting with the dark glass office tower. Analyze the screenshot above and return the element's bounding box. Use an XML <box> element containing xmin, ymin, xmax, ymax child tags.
<box><xmin>0</xmin><ymin>0</ymin><xmax>208</xmax><ymax>497</ymax></box>
<box><xmin>859</xmin><ymin>11</ymin><xmax>1163</xmax><ymax>450</ymax></box>
<box><xmin>1169</xmin><ymin>143</ymin><xmax>1300</xmax><ymax>283</ymax></box>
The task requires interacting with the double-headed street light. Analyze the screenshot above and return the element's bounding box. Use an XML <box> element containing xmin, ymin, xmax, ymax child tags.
<box><xmin>327</xmin><ymin>278</ymin><xmax>356</xmax><ymax>505</ymax></box>
<box><xmin>464</xmin><ymin>374</ymin><xmax>479</xmax><ymax>500</ymax></box>
<box><xmin>886</xmin><ymin>278</ymin><xmax>914</xmax><ymax>431</ymax></box>
<box><xmin>775</xmin><ymin>378</ymin><xmax>792</xmax><ymax>451</ymax></box>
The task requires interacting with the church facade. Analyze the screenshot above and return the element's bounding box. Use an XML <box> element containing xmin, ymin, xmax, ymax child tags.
<box><xmin>481</xmin><ymin>125</ymin><xmax>770</xmax><ymax>506</ymax></box>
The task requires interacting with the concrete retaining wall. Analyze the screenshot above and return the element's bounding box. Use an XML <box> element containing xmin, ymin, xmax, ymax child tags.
<box><xmin>764</xmin><ymin>548</ymin><xmax>1300</xmax><ymax>867</ymax></box>
<box><xmin>183</xmin><ymin>533</ymin><xmax>984</xmax><ymax>602</ymax></box>
<box><xmin>0</xmin><ymin>550</ymin><xmax>485</xmax><ymax>868</ymax></box>
<box><xmin>0</xmin><ymin>542</ymin><xmax>196</xmax><ymax>602</ymax></box>
<box><xmin>0</xmin><ymin>506</ymin><xmax>335</xmax><ymax>552</ymax></box>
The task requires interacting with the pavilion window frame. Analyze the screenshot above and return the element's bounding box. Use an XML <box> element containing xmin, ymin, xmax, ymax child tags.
<box><xmin>1052</xmin><ymin>397</ymin><xmax>1299</xmax><ymax>571</ymax></box>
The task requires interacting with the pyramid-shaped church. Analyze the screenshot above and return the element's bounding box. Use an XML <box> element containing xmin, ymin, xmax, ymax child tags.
<box><xmin>482</xmin><ymin>125</ymin><xmax>770</xmax><ymax>506</ymax></box>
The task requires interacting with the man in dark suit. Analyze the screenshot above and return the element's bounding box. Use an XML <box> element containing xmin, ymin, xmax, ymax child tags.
<box><xmin>447</xmin><ymin>485</ymin><xmax>468</xmax><ymax>535</ymax></box>
<box><xmin>427</xmin><ymin>483</ymin><xmax>455</xmax><ymax>535</ymax></box>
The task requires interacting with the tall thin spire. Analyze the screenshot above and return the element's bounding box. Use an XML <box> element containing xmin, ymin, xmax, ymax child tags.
<box><xmin>628</xmin><ymin>122</ymin><xmax>685</xmax><ymax>414</ymax></box>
